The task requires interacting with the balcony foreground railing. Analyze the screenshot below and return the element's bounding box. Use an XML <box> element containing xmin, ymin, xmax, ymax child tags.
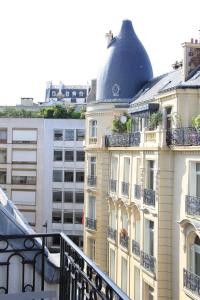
<box><xmin>120</xmin><ymin>233</ymin><xmax>129</xmax><ymax>249</ymax></box>
<box><xmin>143</xmin><ymin>188</ymin><xmax>155</xmax><ymax>207</ymax></box>
<box><xmin>166</xmin><ymin>127</ymin><xmax>200</xmax><ymax>146</ymax></box>
<box><xmin>0</xmin><ymin>233</ymin><xmax>129</xmax><ymax>300</ymax></box>
<box><xmin>121</xmin><ymin>182</ymin><xmax>129</xmax><ymax>197</ymax></box>
<box><xmin>141</xmin><ymin>251</ymin><xmax>155</xmax><ymax>274</ymax></box>
<box><xmin>108</xmin><ymin>226</ymin><xmax>117</xmax><ymax>242</ymax></box>
<box><xmin>132</xmin><ymin>240</ymin><xmax>140</xmax><ymax>257</ymax></box>
<box><xmin>85</xmin><ymin>217</ymin><xmax>96</xmax><ymax>230</ymax></box>
<box><xmin>105</xmin><ymin>132</ymin><xmax>140</xmax><ymax>147</ymax></box>
<box><xmin>87</xmin><ymin>175</ymin><xmax>97</xmax><ymax>186</ymax></box>
<box><xmin>183</xmin><ymin>268</ymin><xmax>200</xmax><ymax>296</ymax></box>
<box><xmin>134</xmin><ymin>184</ymin><xmax>141</xmax><ymax>199</ymax></box>
<box><xmin>186</xmin><ymin>195</ymin><xmax>200</xmax><ymax>216</ymax></box>
<box><xmin>110</xmin><ymin>179</ymin><xmax>117</xmax><ymax>193</ymax></box>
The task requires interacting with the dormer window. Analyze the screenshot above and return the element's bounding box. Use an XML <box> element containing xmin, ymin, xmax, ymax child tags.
<box><xmin>65</xmin><ymin>91</ymin><xmax>70</xmax><ymax>97</ymax></box>
<box><xmin>72</xmin><ymin>91</ymin><xmax>76</xmax><ymax>97</ymax></box>
<box><xmin>79</xmin><ymin>91</ymin><xmax>84</xmax><ymax>97</ymax></box>
<box><xmin>52</xmin><ymin>91</ymin><xmax>56</xmax><ymax>97</ymax></box>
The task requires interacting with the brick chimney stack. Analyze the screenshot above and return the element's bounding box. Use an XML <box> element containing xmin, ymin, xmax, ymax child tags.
<box><xmin>182</xmin><ymin>38</ymin><xmax>200</xmax><ymax>81</ymax></box>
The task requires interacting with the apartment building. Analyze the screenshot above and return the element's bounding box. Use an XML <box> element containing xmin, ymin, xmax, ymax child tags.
<box><xmin>0</xmin><ymin>117</ymin><xmax>85</xmax><ymax>246</ymax></box>
<box><xmin>84</xmin><ymin>20</ymin><xmax>200</xmax><ymax>299</ymax></box>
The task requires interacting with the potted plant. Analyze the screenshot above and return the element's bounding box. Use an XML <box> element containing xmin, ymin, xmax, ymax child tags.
<box><xmin>148</xmin><ymin>111</ymin><xmax>163</xmax><ymax>130</ymax></box>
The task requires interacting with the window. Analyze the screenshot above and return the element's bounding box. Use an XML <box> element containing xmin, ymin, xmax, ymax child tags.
<box><xmin>54</xmin><ymin>150</ymin><xmax>63</xmax><ymax>161</ymax></box>
<box><xmin>74</xmin><ymin>211</ymin><xmax>82</xmax><ymax>224</ymax></box>
<box><xmin>144</xmin><ymin>219</ymin><xmax>154</xmax><ymax>256</ymax></box>
<box><xmin>0</xmin><ymin>149</ymin><xmax>7</xmax><ymax>163</ymax></box>
<box><xmin>52</xmin><ymin>211</ymin><xmax>62</xmax><ymax>223</ymax></box>
<box><xmin>71</xmin><ymin>98</ymin><xmax>76</xmax><ymax>103</ymax></box>
<box><xmin>110</xmin><ymin>209</ymin><xmax>117</xmax><ymax>229</ymax></box>
<box><xmin>88</xmin><ymin>238</ymin><xmax>95</xmax><ymax>260</ymax></box>
<box><xmin>64</xmin><ymin>191</ymin><xmax>73</xmax><ymax>203</ymax></box>
<box><xmin>52</xmin><ymin>236</ymin><xmax>60</xmax><ymax>246</ymax></box>
<box><xmin>65</xmin><ymin>130</ymin><xmax>74</xmax><ymax>141</ymax></box>
<box><xmin>64</xmin><ymin>171</ymin><xmax>74</xmax><ymax>182</ymax></box>
<box><xmin>79</xmin><ymin>91</ymin><xmax>84</xmax><ymax>97</ymax></box>
<box><xmin>122</xmin><ymin>210</ymin><xmax>128</xmax><ymax>231</ymax></box>
<box><xmin>134</xmin><ymin>267</ymin><xmax>140</xmax><ymax>300</ymax></box>
<box><xmin>196</xmin><ymin>163</ymin><xmax>200</xmax><ymax>197</ymax></box>
<box><xmin>121</xmin><ymin>257</ymin><xmax>127</xmax><ymax>293</ymax></box>
<box><xmin>54</xmin><ymin>129</ymin><xmax>63</xmax><ymax>141</ymax></box>
<box><xmin>135</xmin><ymin>218</ymin><xmax>140</xmax><ymax>244</ymax></box>
<box><xmin>144</xmin><ymin>284</ymin><xmax>154</xmax><ymax>300</ymax></box>
<box><xmin>53</xmin><ymin>191</ymin><xmax>62</xmax><ymax>203</ymax></box>
<box><xmin>53</xmin><ymin>170</ymin><xmax>63</xmax><ymax>182</ymax></box>
<box><xmin>76</xmin><ymin>129</ymin><xmax>85</xmax><ymax>141</ymax></box>
<box><xmin>111</xmin><ymin>156</ymin><xmax>118</xmax><ymax>180</ymax></box>
<box><xmin>0</xmin><ymin>130</ymin><xmax>7</xmax><ymax>142</ymax></box>
<box><xmin>90</xmin><ymin>120</ymin><xmax>97</xmax><ymax>137</ymax></box>
<box><xmin>88</xmin><ymin>196</ymin><xmax>96</xmax><ymax>219</ymax></box>
<box><xmin>52</xmin><ymin>91</ymin><xmax>57</xmax><ymax>97</ymax></box>
<box><xmin>123</xmin><ymin>157</ymin><xmax>130</xmax><ymax>183</ymax></box>
<box><xmin>110</xmin><ymin>249</ymin><xmax>115</xmax><ymax>281</ymax></box>
<box><xmin>72</xmin><ymin>91</ymin><xmax>76</xmax><ymax>96</ymax></box>
<box><xmin>63</xmin><ymin>211</ymin><xmax>73</xmax><ymax>223</ymax></box>
<box><xmin>75</xmin><ymin>192</ymin><xmax>84</xmax><ymax>203</ymax></box>
<box><xmin>0</xmin><ymin>170</ymin><xmax>6</xmax><ymax>184</ymax></box>
<box><xmin>76</xmin><ymin>151</ymin><xmax>85</xmax><ymax>161</ymax></box>
<box><xmin>166</xmin><ymin>106</ymin><xmax>172</xmax><ymax>130</ymax></box>
<box><xmin>190</xmin><ymin>235</ymin><xmax>200</xmax><ymax>276</ymax></box>
<box><xmin>65</xmin><ymin>91</ymin><xmax>70</xmax><ymax>97</ymax></box>
<box><xmin>76</xmin><ymin>171</ymin><xmax>84</xmax><ymax>182</ymax></box>
<box><xmin>12</xmin><ymin>176</ymin><xmax>36</xmax><ymax>185</ymax></box>
<box><xmin>147</xmin><ymin>160</ymin><xmax>154</xmax><ymax>190</ymax></box>
<box><xmin>189</xmin><ymin>162</ymin><xmax>200</xmax><ymax>197</ymax></box>
<box><xmin>89</xmin><ymin>157</ymin><xmax>96</xmax><ymax>177</ymax></box>
<box><xmin>65</xmin><ymin>151</ymin><xmax>74</xmax><ymax>162</ymax></box>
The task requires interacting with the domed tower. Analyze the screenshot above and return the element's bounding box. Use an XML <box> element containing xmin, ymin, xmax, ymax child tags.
<box><xmin>84</xmin><ymin>20</ymin><xmax>153</xmax><ymax>273</ymax></box>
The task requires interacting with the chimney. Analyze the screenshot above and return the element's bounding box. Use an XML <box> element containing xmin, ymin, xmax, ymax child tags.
<box><xmin>182</xmin><ymin>38</ymin><xmax>200</xmax><ymax>80</ymax></box>
<box><xmin>105</xmin><ymin>30</ymin><xmax>113</xmax><ymax>46</ymax></box>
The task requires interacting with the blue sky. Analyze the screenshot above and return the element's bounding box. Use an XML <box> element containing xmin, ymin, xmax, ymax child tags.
<box><xmin>0</xmin><ymin>0</ymin><xmax>200</xmax><ymax>105</ymax></box>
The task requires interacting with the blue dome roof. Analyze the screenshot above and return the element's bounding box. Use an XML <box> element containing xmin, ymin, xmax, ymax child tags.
<box><xmin>96</xmin><ymin>20</ymin><xmax>153</xmax><ymax>102</ymax></box>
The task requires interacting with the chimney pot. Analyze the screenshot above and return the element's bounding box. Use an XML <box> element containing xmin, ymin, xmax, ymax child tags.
<box><xmin>195</xmin><ymin>39</ymin><xmax>198</xmax><ymax>44</ymax></box>
<box><xmin>191</xmin><ymin>38</ymin><xmax>194</xmax><ymax>43</ymax></box>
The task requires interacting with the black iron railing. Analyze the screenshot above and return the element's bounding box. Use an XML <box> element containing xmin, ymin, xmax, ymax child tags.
<box><xmin>132</xmin><ymin>240</ymin><xmax>140</xmax><ymax>257</ymax></box>
<box><xmin>105</xmin><ymin>132</ymin><xmax>140</xmax><ymax>147</ymax></box>
<box><xmin>166</xmin><ymin>127</ymin><xmax>200</xmax><ymax>146</ymax></box>
<box><xmin>186</xmin><ymin>195</ymin><xmax>200</xmax><ymax>216</ymax></box>
<box><xmin>110</xmin><ymin>179</ymin><xmax>117</xmax><ymax>193</ymax></box>
<box><xmin>0</xmin><ymin>233</ymin><xmax>129</xmax><ymax>300</ymax></box>
<box><xmin>108</xmin><ymin>227</ymin><xmax>117</xmax><ymax>242</ymax></box>
<box><xmin>143</xmin><ymin>188</ymin><xmax>155</xmax><ymax>206</ymax></box>
<box><xmin>121</xmin><ymin>182</ymin><xmax>129</xmax><ymax>197</ymax></box>
<box><xmin>119</xmin><ymin>234</ymin><xmax>129</xmax><ymax>249</ymax></box>
<box><xmin>87</xmin><ymin>175</ymin><xmax>97</xmax><ymax>186</ymax></box>
<box><xmin>134</xmin><ymin>184</ymin><xmax>141</xmax><ymax>199</ymax></box>
<box><xmin>85</xmin><ymin>217</ymin><xmax>96</xmax><ymax>230</ymax></box>
<box><xmin>141</xmin><ymin>251</ymin><xmax>155</xmax><ymax>274</ymax></box>
<box><xmin>183</xmin><ymin>268</ymin><xmax>200</xmax><ymax>296</ymax></box>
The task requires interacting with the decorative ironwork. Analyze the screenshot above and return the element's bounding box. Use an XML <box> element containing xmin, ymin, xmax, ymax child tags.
<box><xmin>108</xmin><ymin>227</ymin><xmax>117</xmax><ymax>241</ymax></box>
<box><xmin>119</xmin><ymin>232</ymin><xmax>129</xmax><ymax>249</ymax></box>
<box><xmin>186</xmin><ymin>195</ymin><xmax>200</xmax><ymax>216</ymax></box>
<box><xmin>183</xmin><ymin>268</ymin><xmax>200</xmax><ymax>296</ymax></box>
<box><xmin>132</xmin><ymin>240</ymin><xmax>140</xmax><ymax>257</ymax></box>
<box><xmin>121</xmin><ymin>182</ymin><xmax>129</xmax><ymax>197</ymax></box>
<box><xmin>141</xmin><ymin>251</ymin><xmax>155</xmax><ymax>274</ymax></box>
<box><xmin>143</xmin><ymin>188</ymin><xmax>155</xmax><ymax>206</ymax></box>
<box><xmin>134</xmin><ymin>184</ymin><xmax>141</xmax><ymax>199</ymax></box>
<box><xmin>86</xmin><ymin>217</ymin><xmax>96</xmax><ymax>230</ymax></box>
<box><xmin>166</xmin><ymin>127</ymin><xmax>200</xmax><ymax>146</ymax></box>
<box><xmin>110</xmin><ymin>179</ymin><xmax>117</xmax><ymax>193</ymax></box>
<box><xmin>87</xmin><ymin>175</ymin><xmax>97</xmax><ymax>186</ymax></box>
<box><xmin>105</xmin><ymin>132</ymin><xmax>140</xmax><ymax>147</ymax></box>
<box><xmin>0</xmin><ymin>233</ymin><xmax>129</xmax><ymax>300</ymax></box>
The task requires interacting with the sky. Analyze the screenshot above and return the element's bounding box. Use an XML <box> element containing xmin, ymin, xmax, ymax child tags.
<box><xmin>0</xmin><ymin>0</ymin><xmax>200</xmax><ymax>105</ymax></box>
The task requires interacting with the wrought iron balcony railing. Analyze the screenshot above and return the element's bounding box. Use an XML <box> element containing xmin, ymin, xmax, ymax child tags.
<box><xmin>87</xmin><ymin>175</ymin><xmax>96</xmax><ymax>186</ymax></box>
<box><xmin>105</xmin><ymin>132</ymin><xmax>140</xmax><ymax>147</ymax></box>
<box><xmin>134</xmin><ymin>184</ymin><xmax>141</xmax><ymax>199</ymax></box>
<box><xmin>0</xmin><ymin>233</ymin><xmax>129</xmax><ymax>300</ymax></box>
<box><xmin>185</xmin><ymin>195</ymin><xmax>200</xmax><ymax>216</ymax></box>
<box><xmin>183</xmin><ymin>268</ymin><xmax>200</xmax><ymax>296</ymax></box>
<box><xmin>119</xmin><ymin>234</ymin><xmax>129</xmax><ymax>249</ymax></box>
<box><xmin>141</xmin><ymin>251</ymin><xmax>156</xmax><ymax>274</ymax></box>
<box><xmin>85</xmin><ymin>217</ymin><xmax>96</xmax><ymax>230</ymax></box>
<box><xmin>166</xmin><ymin>127</ymin><xmax>200</xmax><ymax>146</ymax></box>
<box><xmin>108</xmin><ymin>226</ymin><xmax>117</xmax><ymax>242</ymax></box>
<box><xmin>143</xmin><ymin>188</ymin><xmax>155</xmax><ymax>206</ymax></box>
<box><xmin>110</xmin><ymin>179</ymin><xmax>117</xmax><ymax>193</ymax></box>
<box><xmin>132</xmin><ymin>240</ymin><xmax>140</xmax><ymax>257</ymax></box>
<box><xmin>121</xmin><ymin>182</ymin><xmax>129</xmax><ymax>197</ymax></box>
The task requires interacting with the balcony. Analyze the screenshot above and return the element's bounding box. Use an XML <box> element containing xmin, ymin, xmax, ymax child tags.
<box><xmin>134</xmin><ymin>184</ymin><xmax>141</xmax><ymax>199</ymax></box>
<box><xmin>143</xmin><ymin>188</ymin><xmax>155</xmax><ymax>207</ymax></box>
<box><xmin>110</xmin><ymin>179</ymin><xmax>117</xmax><ymax>193</ymax></box>
<box><xmin>166</xmin><ymin>127</ymin><xmax>200</xmax><ymax>146</ymax></box>
<box><xmin>108</xmin><ymin>226</ymin><xmax>117</xmax><ymax>242</ymax></box>
<box><xmin>120</xmin><ymin>230</ymin><xmax>129</xmax><ymax>249</ymax></box>
<box><xmin>121</xmin><ymin>182</ymin><xmax>129</xmax><ymax>197</ymax></box>
<box><xmin>87</xmin><ymin>175</ymin><xmax>96</xmax><ymax>187</ymax></box>
<box><xmin>183</xmin><ymin>268</ymin><xmax>200</xmax><ymax>297</ymax></box>
<box><xmin>141</xmin><ymin>251</ymin><xmax>156</xmax><ymax>274</ymax></box>
<box><xmin>105</xmin><ymin>132</ymin><xmax>140</xmax><ymax>147</ymax></box>
<box><xmin>132</xmin><ymin>240</ymin><xmax>140</xmax><ymax>257</ymax></box>
<box><xmin>185</xmin><ymin>195</ymin><xmax>200</xmax><ymax>217</ymax></box>
<box><xmin>0</xmin><ymin>233</ymin><xmax>129</xmax><ymax>300</ymax></box>
<box><xmin>85</xmin><ymin>217</ymin><xmax>96</xmax><ymax>230</ymax></box>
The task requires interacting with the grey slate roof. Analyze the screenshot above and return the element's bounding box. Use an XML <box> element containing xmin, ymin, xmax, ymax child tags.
<box><xmin>129</xmin><ymin>66</ymin><xmax>200</xmax><ymax>111</ymax></box>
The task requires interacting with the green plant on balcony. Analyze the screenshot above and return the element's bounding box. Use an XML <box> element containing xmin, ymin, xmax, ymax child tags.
<box><xmin>192</xmin><ymin>115</ymin><xmax>200</xmax><ymax>131</ymax></box>
<box><xmin>148</xmin><ymin>111</ymin><xmax>163</xmax><ymax>129</ymax></box>
<box><xmin>170</xmin><ymin>112</ymin><xmax>182</xmax><ymax>127</ymax></box>
<box><xmin>111</xmin><ymin>113</ymin><xmax>134</xmax><ymax>133</ymax></box>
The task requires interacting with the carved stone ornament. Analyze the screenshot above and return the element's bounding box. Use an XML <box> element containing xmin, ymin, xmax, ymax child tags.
<box><xmin>112</xmin><ymin>83</ymin><xmax>120</xmax><ymax>97</ymax></box>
